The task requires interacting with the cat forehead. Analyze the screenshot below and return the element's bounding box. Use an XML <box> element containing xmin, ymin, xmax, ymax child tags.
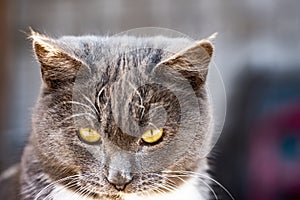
<box><xmin>55</xmin><ymin>35</ymin><xmax>193</xmax><ymax>56</ymax></box>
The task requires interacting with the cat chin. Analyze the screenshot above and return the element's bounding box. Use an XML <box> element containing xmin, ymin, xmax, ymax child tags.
<box><xmin>123</xmin><ymin>179</ymin><xmax>205</xmax><ymax>200</ymax></box>
<box><xmin>50</xmin><ymin>178</ymin><xmax>204</xmax><ymax>200</ymax></box>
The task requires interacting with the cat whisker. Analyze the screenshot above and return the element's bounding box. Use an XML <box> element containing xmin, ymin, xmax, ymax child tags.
<box><xmin>67</xmin><ymin>178</ymin><xmax>90</xmax><ymax>200</ymax></box>
<box><xmin>96</xmin><ymin>86</ymin><xmax>110</xmax><ymax>110</ymax></box>
<box><xmin>96</xmin><ymin>86</ymin><xmax>105</xmax><ymax>103</ymax></box>
<box><xmin>199</xmin><ymin>178</ymin><xmax>218</xmax><ymax>200</ymax></box>
<box><xmin>147</xmin><ymin>180</ymin><xmax>177</xmax><ymax>194</ymax></box>
<box><xmin>82</xmin><ymin>185</ymin><xmax>97</xmax><ymax>200</ymax></box>
<box><xmin>166</xmin><ymin>173</ymin><xmax>218</xmax><ymax>200</ymax></box>
<box><xmin>62</xmin><ymin>112</ymin><xmax>97</xmax><ymax>122</ymax></box>
<box><xmin>160</xmin><ymin>176</ymin><xmax>178</xmax><ymax>187</ymax></box>
<box><xmin>141</xmin><ymin>184</ymin><xmax>166</xmax><ymax>197</ymax></box>
<box><xmin>79</xmin><ymin>180</ymin><xmax>99</xmax><ymax>200</ymax></box>
<box><xmin>151</xmin><ymin>185</ymin><xmax>169</xmax><ymax>197</ymax></box>
<box><xmin>148</xmin><ymin>104</ymin><xmax>164</xmax><ymax>115</ymax></box>
<box><xmin>162</xmin><ymin>170</ymin><xmax>234</xmax><ymax>200</ymax></box>
<box><xmin>48</xmin><ymin>174</ymin><xmax>94</xmax><ymax>200</ymax></box>
<box><xmin>34</xmin><ymin>174</ymin><xmax>82</xmax><ymax>200</ymax></box>
<box><xmin>148</xmin><ymin>122</ymin><xmax>159</xmax><ymax>130</ymax></box>
<box><xmin>73</xmin><ymin>185</ymin><xmax>90</xmax><ymax>200</ymax></box>
<box><xmin>64</xmin><ymin>101</ymin><xmax>98</xmax><ymax>115</ymax></box>
<box><xmin>69</xmin><ymin>184</ymin><xmax>84</xmax><ymax>200</ymax></box>
<box><xmin>127</xmin><ymin>80</ymin><xmax>145</xmax><ymax>118</ymax></box>
<box><xmin>141</xmin><ymin>189</ymin><xmax>152</xmax><ymax>199</ymax></box>
<box><xmin>141</xmin><ymin>186</ymin><xmax>154</xmax><ymax>198</ymax></box>
<box><xmin>81</xmin><ymin>94</ymin><xmax>100</xmax><ymax>115</ymax></box>
<box><xmin>44</xmin><ymin>181</ymin><xmax>79</xmax><ymax>200</ymax></box>
<box><xmin>158</xmin><ymin>183</ymin><xmax>177</xmax><ymax>193</ymax></box>
<box><xmin>147</xmin><ymin>172</ymin><xmax>178</xmax><ymax>187</ymax></box>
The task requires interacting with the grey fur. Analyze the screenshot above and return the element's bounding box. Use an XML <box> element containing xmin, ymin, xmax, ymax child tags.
<box><xmin>17</xmin><ymin>31</ymin><xmax>214</xmax><ymax>200</ymax></box>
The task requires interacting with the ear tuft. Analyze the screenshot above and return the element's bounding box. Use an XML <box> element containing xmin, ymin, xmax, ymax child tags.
<box><xmin>29</xmin><ymin>29</ymin><xmax>87</xmax><ymax>89</ymax></box>
<box><xmin>28</xmin><ymin>27</ymin><xmax>44</xmax><ymax>39</ymax></box>
<box><xmin>155</xmin><ymin>39</ymin><xmax>215</xmax><ymax>95</ymax></box>
<box><xmin>198</xmin><ymin>32</ymin><xmax>217</xmax><ymax>57</ymax></box>
<box><xmin>206</xmin><ymin>32</ymin><xmax>218</xmax><ymax>41</ymax></box>
<box><xmin>28</xmin><ymin>29</ymin><xmax>60</xmax><ymax>61</ymax></box>
<box><xmin>198</xmin><ymin>40</ymin><xmax>214</xmax><ymax>57</ymax></box>
<box><xmin>28</xmin><ymin>28</ymin><xmax>52</xmax><ymax>46</ymax></box>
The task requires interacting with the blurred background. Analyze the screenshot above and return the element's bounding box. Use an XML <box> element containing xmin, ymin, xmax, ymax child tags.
<box><xmin>1</xmin><ymin>0</ymin><xmax>300</xmax><ymax>199</ymax></box>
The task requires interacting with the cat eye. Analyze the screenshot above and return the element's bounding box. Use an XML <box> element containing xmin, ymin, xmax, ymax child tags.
<box><xmin>78</xmin><ymin>128</ymin><xmax>101</xmax><ymax>144</ymax></box>
<box><xmin>141</xmin><ymin>128</ymin><xmax>163</xmax><ymax>143</ymax></box>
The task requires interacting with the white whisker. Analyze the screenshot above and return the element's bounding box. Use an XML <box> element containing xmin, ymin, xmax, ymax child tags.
<box><xmin>127</xmin><ymin>80</ymin><xmax>145</xmax><ymax>118</ymax></box>
<box><xmin>34</xmin><ymin>174</ymin><xmax>81</xmax><ymax>200</ymax></box>
<box><xmin>168</xmin><ymin>174</ymin><xmax>218</xmax><ymax>200</ymax></box>
<box><xmin>62</xmin><ymin>113</ymin><xmax>97</xmax><ymax>122</ymax></box>
<box><xmin>96</xmin><ymin>86</ymin><xmax>106</xmax><ymax>104</ymax></box>
<box><xmin>162</xmin><ymin>170</ymin><xmax>234</xmax><ymax>200</ymax></box>
<box><xmin>81</xmin><ymin>94</ymin><xmax>100</xmax><ymax>115</ymax></box>
<box><xmin>45</xmin><ymin>181</ymin><xmax>79</xmax><ymax>200</ymax></box>
<box><xmin>64</xmin><ymin>101</ymin><xmax>98</xmax><ymax>115</ymax></box>
<box><xmin>148</xmin><ymin>122</ymin><xmax>159</xmax><ymax>130</ymax></box>
<box><xmin>83</xmin><ymin>185</ymin><xmax>96</xmax><ymax>200</ymax></box>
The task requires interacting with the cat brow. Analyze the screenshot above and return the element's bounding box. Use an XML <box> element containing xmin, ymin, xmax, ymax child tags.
<box><xmin>127</xmin><ymin>80</ymin><xmax>145</xmax><ymax>118</ymax></box>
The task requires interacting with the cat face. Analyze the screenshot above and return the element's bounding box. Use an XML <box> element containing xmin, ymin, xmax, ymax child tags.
<box><xmin>30</xmin><ymin>31</ymin><xmax>213</xmax><ymax>199</ymax></box>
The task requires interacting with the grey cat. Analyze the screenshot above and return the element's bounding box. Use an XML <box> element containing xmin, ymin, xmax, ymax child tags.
<box><xmin>0</xmin><ymin>30</ymin><xmax>215</xmax><ymax>200</ymax></box>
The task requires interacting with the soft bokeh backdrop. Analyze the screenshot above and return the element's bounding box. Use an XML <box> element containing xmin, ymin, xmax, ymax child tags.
<box><xmin>1</xmin><ymin>0</ymin><xmax>300</xmax><ymax>199</ymax></box>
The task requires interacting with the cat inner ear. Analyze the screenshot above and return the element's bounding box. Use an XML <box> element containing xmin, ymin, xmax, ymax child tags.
<box><xmin>30</xmin><ymin>30</ymin><xmax>87</xmax><ymax>89</ymax></box>
<box><xmin>155</xmin><ymin>39</ymin><xmax>214</xmax><ymax>95</ymax></box>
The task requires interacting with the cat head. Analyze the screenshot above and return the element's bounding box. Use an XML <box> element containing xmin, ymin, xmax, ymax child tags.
<box><xmin>30</xmin><ymin>30</ymin><xmax>214</xmax><ymax>199</ymax></box>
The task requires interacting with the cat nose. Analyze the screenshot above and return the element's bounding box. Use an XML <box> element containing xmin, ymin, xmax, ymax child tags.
<box><xmin>107</xmin><ymin>171</ymin><xmax>132</xmax><ymax>191</ymax></box>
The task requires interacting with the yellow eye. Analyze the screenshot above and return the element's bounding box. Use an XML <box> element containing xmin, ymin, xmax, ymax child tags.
<box><xmin>141</xmin><ymin>128</ymin><xmax>163</xmax><ymax>143</ymax></box>
<box><xmin>79</xmin><ymin>128</ymin><xmax>101</xmax><ymax>143</ymax></box>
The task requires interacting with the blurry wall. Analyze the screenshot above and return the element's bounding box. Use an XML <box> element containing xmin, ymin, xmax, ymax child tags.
<box><xmin>0</xmin><ymin>0</ymin><xmax>14</xmax><ymax>171</ymax></box>
<box><xmin>1</xmin><ymin>0</ymin><xmax>300</xmax><ymax>199</ymax></box>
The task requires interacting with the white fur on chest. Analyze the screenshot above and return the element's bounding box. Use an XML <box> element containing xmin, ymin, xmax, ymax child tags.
<box><xmin>50</xmin><ymin>185</ymin><xmax>92</xmax><ymax>200</ymax></box>
<box><xmin>50</xmin><ymin>179</ymin><xmax>204</xmax><ymax>200</ymax></box>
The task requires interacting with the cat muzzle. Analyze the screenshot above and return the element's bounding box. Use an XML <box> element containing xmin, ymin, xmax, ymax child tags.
<box><xmin>107</xmin><ymin>172</ymin><xmax>133</xmax><ymax>191</ymax></box>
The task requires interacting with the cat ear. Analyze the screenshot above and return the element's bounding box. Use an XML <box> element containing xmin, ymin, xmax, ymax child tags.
<box><xmin>155</xmin><ymin>38</ymin><xmax>214</xmax><ymax>95</ymax></box>
<box><xmin>29</xmin><ymin>29</ymin><xmax>86</xmax><ymax>89</ymax></box>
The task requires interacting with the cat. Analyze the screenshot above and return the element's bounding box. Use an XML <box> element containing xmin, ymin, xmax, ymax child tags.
<box><xmin>0</xmin><ymin>29</ymin><xmax>215</xmax><ymax>200</ymax></box>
